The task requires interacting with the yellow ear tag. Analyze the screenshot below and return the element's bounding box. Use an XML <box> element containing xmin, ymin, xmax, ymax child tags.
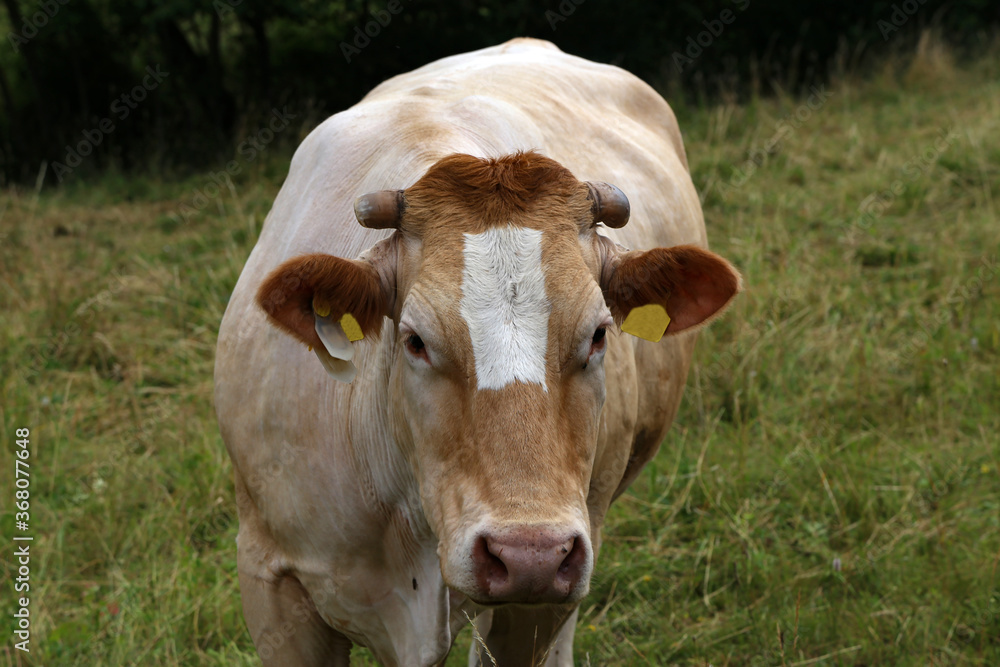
<box><xmin>621</xmin><ymin>304</ymin><xmax>671</xmax><ymax>342</ymax></box>
<box><xmin>339</xmin><ymin>313</ymin><xmax>364</xmax><ymax>342</ymax></box>
<box><xmin>312</xmin><ymin>296</ymin><xmax>331</xmax><ymax>318</ymax></box>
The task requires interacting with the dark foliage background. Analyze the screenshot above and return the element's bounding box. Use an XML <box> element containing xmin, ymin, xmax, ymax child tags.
<box><xmin>1</xmin><ymin>0</ymin><xmax>996</xmax><ymax>185</ymax></box>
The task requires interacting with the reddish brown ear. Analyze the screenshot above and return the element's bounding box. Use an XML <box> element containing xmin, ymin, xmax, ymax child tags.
<box><xmin>256</xmin><ymin>253</ymin><xmax>388</xmax><ymax>349</ymax></box>
<box><xmin>604</xmin><ymin>245</ymin><xmax>741</xmax><ymax>335</ymax></box>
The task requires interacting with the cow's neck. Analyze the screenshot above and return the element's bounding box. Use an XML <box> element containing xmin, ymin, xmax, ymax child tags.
<box><xmin>346</xmin><ymin>332</ymin><xmax>432</xmax><ymax>541</ymax></box>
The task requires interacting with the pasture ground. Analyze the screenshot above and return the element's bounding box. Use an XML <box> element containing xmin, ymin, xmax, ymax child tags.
<box><xmin>1</xmin><ymin>40</ymin><xmax>998</xmax><ymax>666</ymax></box>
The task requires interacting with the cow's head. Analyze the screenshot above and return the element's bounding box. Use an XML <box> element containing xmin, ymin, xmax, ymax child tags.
<box><xmin>256</xmin><ymin>152</ymin><xmax>740</xmax><ymax>605</ymax></box>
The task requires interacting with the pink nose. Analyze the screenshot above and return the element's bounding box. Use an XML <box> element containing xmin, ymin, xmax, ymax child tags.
<box><xmin>471</xmin><ymin>528</ymin><xmax>589</xmax><ymax>603</ymax></box>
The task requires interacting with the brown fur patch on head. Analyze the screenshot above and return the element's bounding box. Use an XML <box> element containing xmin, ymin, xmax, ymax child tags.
<box><xmin>256</xmin><ymin>253</ymin><xmax>387</xmax><ymax>349</ymax></box>
<box><xmin>402</xmin><ymin>151</ymin><xmax>589</xmax><ymax>233</ymax></box>
<box><xmin>605</xmin><ymin>245</ymin><xmax>742</xmax><ymax>334</ymax></box>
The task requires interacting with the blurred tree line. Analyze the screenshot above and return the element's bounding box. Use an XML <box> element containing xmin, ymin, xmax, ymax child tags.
<box><xmin>0</xmin><ymin>0</ymin><xmax>996</xmax><ymax>185</ymax></box>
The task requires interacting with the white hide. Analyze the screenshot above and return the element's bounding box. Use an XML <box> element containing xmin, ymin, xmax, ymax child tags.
<box><xmin>459</xmin><ymin>226</ymin><xmax>550</xmax><ymax>391</ymax></box>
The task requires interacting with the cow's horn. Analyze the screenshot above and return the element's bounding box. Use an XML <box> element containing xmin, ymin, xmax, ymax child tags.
<box><xmin>354</xmin><ymin>190</ymin><xmax>405</xmax><ymax>229</ymax></box>
<box><xmin>586</xmin><ymin>182</ymin><xmax>630</xmax><ymax>228</ymax></box>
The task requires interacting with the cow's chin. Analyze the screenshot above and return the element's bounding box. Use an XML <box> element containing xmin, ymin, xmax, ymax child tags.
<box><xmin>438</xmin><ymin>513</ymin><xmax>594</xmax><ymax>607</ymax></box>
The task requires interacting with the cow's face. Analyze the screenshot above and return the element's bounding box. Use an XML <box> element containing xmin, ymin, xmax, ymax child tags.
<box><xmin>256</xmin><ymin>152</ymin><xmax>740</xmax><ymax>606</ymax></box>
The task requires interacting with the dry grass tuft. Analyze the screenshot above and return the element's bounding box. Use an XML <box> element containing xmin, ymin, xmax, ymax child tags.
<box><xmin>904</xmin><ymin>29</ymin><xmax>958</xmax><ymax>89</ymax></box>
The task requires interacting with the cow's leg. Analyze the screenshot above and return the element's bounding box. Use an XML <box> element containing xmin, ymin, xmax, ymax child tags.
<box><xmin>235</xmin><ymin>474</ymin><xmax>350</xmax><ymax>667</ymax></box>
<box><xmin>541</xmin><ymin>607</ymin><xmax>578</xmax><ymax>667</ymax></box>
<box><xmin>468</xmin><ymin>605</ymin><xmax>578</xmax><ymax>667</ymax></box>
<box><xmin>238</xmin><ymin>558</ymin><xmax>352</xmax><ymax>666</ymax></box>
<box><xmin>467</xmin><ymin>610</ymin><xmax>493</xmax><ymax>666</ymax></box>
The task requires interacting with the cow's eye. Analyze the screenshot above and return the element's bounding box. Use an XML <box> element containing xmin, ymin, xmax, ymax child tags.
<box><xmin>406</xmin><ymin>333</ymin><xmax>424</xmax><ymax>352</ymax></box>
<box><xmin>589</xmin><ymin>327</ymin><xmax>607</xmax><ymax>357</ymax></box>
<box><xmin>405</xmin><ymin>333</ymin><xmax>428</xmax><ymax>360</ymax></box>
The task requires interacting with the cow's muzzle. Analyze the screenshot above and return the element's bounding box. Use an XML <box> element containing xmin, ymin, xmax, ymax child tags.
<box><xmin>468</xmin><ymin>526</ymin><xmax>591</xmax><ymax>604</ymax></box>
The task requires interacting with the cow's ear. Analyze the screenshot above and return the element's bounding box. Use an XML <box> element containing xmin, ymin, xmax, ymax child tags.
<box><xmin>602</xmin><ymin>243</ymin><xmax>741</xmax><ymax>341</ymax></box>
<box><xmin>256</xmin><ymin>237</ymin><xmax>396</xmax><ymax>380</ymax></box>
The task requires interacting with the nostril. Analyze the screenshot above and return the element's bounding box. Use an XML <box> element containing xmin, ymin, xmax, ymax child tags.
<box><xmin>557</xmin><ymin>538</ymin><xmax>573</xmax><ymax>574</ymax></box>
<box><xmin>557</xmin><ymin>536</ymin><xmax>586</xmax><ymax>581</ymax></box>
<box><xmin>473</xmin><ymin>535</ymin><xmax>508</xmax><ymax>590</ymax></box>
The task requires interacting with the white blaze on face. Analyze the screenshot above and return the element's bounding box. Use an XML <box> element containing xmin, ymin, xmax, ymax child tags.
<box><xmin>460</xmin><ymin>226</ymin><xmax>550</xmax><ymax>391</ymax></box>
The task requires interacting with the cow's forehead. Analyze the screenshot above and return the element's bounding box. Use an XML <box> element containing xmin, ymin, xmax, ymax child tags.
<box><xmin>397</xmin><ymin>153</ymin><xmax>606</xmax><ymax>389</ymax></box>
<box><xmin>401</xmin><ymin>151</ymin><xmax>600</xmax><ymax>282</ymax></box>
<box><xmin>405</xmin><ymin>223</ymin><xmax>603</xmax><ymax>392</ymax></box>
<box><xmin>401</xmin><ymin>151</ymin><xmax>590</xmax><ymax>237</ymax></box>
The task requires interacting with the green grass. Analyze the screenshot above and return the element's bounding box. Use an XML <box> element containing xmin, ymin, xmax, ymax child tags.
<box><xmin>2</xmin><ymin>42</ymin><xmax>999</xmax><ymax>666</ymax></box>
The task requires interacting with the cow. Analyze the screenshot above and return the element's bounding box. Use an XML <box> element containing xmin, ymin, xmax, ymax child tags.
<box><xmin>214</xmin><ymin>37</ymin><xmax>741</xmax><ymax>666</ymax></box>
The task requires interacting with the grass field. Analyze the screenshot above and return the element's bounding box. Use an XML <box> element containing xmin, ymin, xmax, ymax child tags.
<box><xmin>2</xmin><ymin>41</ymin><xmax>999</xmax><ymax>666</ymax></box>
